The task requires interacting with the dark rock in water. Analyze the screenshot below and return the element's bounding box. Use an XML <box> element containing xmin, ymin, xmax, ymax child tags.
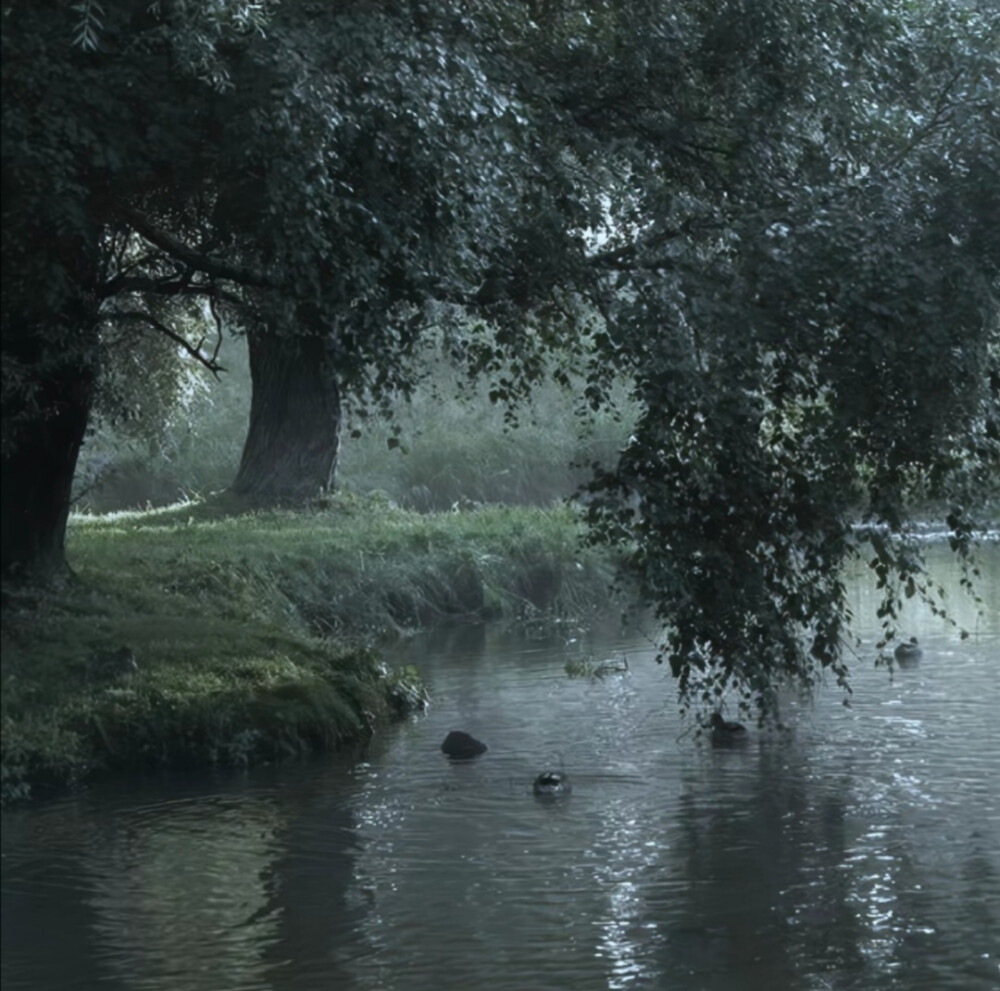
<box><xmin>709</xmin><ymin>711</ymin><xmax>748</xmax><ymax>748</ymax></box>
<box><xmin>533</xmin><ymin>770</ymin><xmax>570</xmax><ymax>797</ymax></box>
<box><xmin>441</xmin><ymin>730</ymin><xmax>488</xmax><ymax>759</ymax></box>
<box><xmin>894</xmin><ymin>637</ymin><xmax>922</xmax><ymax>667</ymax></box>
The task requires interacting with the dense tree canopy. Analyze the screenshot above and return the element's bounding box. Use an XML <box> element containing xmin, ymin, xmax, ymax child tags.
<box><xmin>2</xmin><ymin>0</ymin><xmax>997</xmax><ymax>715</ymax></box>
<box><xmin>558</xmin><ymin>1</ymin><xmax>1000</xmax><ymax>713</ymax></box>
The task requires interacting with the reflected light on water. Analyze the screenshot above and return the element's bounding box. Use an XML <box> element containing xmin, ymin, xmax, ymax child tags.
<box><xmin>589</xmin><ymin>796</ymin><xmax>666</xmax><ymax>988</ymax></box>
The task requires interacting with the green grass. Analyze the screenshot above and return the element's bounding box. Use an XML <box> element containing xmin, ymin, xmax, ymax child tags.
<box><xmin>66</xmin><ymin>490</ymin><xmax>616</xmax><ymax>631</ymax></box>
<box><xmin>1</xmin><ymin>493</ymin><xmax>617</xmax><ymax>802</ymax></box>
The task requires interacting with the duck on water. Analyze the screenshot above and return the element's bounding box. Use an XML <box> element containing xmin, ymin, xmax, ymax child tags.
<box><xmin>894</xmin><ymin>637</ymin><xmax>923</xmax><ymax>667</ymax></box>
<box><xmin>533</xmin><ymin>771</ymin><xmax>571</xmax><ymax>797</ymax></box>
<box><xmin>707</xmin><ymin>712</ymin><xmax>749</xmax><ymax>748</ymax></box>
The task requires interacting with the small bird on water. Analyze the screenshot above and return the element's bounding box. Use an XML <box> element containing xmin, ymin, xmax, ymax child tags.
<box><xmin>533</xmin><ymin>771</ymin><xmax>571</xmax><ymax>797</ymax></box>
<box><xmin>708</xmin><ymin>711</ymin><xmax>749</xmax><ymax>747</ymax></box>
<box><xmin>894</xmin><ymin>637</ymin><xmax>923</xmax><ymax>667</ymax></box>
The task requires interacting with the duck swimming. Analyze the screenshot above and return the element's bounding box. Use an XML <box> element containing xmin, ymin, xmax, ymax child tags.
<box><xmin>533</xmin><ymin>771</ymin><xmax>571</xmax><ymax>797</ymax></box>
<box><xmin>894</xmin><ymin>637</ymin><xmax>922</xmax><ymax>667</ymax></box>
<box><xmin>708</xmin><ymin>711</ymin><xmax>748</xmax><ymax>747</ymax></box>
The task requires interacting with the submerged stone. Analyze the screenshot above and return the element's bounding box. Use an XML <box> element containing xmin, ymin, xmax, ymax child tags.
<box><xmin>441</xmin><ymin>730</ymin><xmax>488</xmax><ymax>759</ymax></box>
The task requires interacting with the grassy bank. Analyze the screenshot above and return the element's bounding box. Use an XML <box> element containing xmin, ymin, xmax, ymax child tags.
<box><xmin>1</xmin><ymin>494</ymin><xmax>617</xmax><ymax>802</ymax></box>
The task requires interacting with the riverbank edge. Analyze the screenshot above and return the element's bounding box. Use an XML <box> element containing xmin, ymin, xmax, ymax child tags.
<box><xmin>0</xmin><ymin>493</ymin><xmax>620</xmax><ymax>804</ymax></box>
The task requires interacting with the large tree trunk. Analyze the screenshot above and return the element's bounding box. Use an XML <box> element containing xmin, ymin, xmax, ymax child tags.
<box><xmin>1</xmin><ymin>218</ymin><xmax>99</xmax><ymax>581</ymax></box>
<box><xmin>231</xmin><ymin>331</ymin><xmax>342</xmax><ymax>503</ymax></box>
<box><xmin>1</xmin><ymin>357</ymin><xmax>95</xmax><ymax>580</ymax></box>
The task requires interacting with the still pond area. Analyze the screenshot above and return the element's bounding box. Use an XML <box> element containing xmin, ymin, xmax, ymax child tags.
<box><xmin>2</xmin><ymin>541</ymin><xmax>999</xmax><ymax>991</ymax></box>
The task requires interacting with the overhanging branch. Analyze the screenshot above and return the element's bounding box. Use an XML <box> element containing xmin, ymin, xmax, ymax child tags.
<box><xmin>115</xmin><ymin>203</ymin><xmax>273</xmax><ymax>289</ymax></box>
<box><xmin>101</xmin><ymin>273</ymin><xmax>248</xmax><ymax>310</ymax></box>
<box><xmin>105</xmin><ymin>310</ymin><xmax>226</xmax><ymax>377</ymax></box>
<box><xmin>880</xmin><ymin>68</ymin><xmax>964</xmax><ymax>173</ymax></box>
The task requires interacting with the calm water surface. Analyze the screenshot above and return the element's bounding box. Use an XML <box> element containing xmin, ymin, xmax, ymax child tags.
<box><xmin>3</xmin><ymin>543</ymin><xmax>999</xmax><ymax>991</ymax></box>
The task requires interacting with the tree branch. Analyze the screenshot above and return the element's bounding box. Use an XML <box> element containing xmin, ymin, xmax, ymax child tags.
<box><xmin>880</xmin><ymin>68</ymin><xmax>964</xmax><ymax>172</ymax></box>
<box><xmin>588</xmin><ymin>222</ymin><xmax>698</xmax><ymax>272</ymax></box>
<box><xmin>104</xmin><ymin>310</ymin><xmax>226</xmax><ymax>377</ymax></box>
<box><xmin>101</xmin><ymin>274</ymin><xmax>248</xmax><ymax>310</ymax></box>
<box><xmin>115</xmin><ymin>203</ymin><xmax>274</xmax><ymax>289</ymax></box>
<box><xmin>207</xmin><ymin>292</ymin><xmax>225</xmax><ymax>366</ymax></box>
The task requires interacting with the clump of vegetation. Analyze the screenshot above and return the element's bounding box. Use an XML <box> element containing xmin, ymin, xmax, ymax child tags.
<box><xmin>1</xmin><ymin>494</ymin><xmax>618</xmax><ymax>801</ymax></box>
<box><xmin>383</xmin><ymin>664</ymin><xmax>430</xmax><ymax>718</ymax></box>
<box><xmin>0</xmin><ymin>580</ymin><xmax>389</xmax><ymax>803</ymax></box>
<box><xmin>564</xmin><ymin>653</ymin><xmax>630</xmax><ymax>679</ymax></box>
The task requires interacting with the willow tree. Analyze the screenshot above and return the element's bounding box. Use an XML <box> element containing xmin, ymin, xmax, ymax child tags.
<box><xmin>419</xmin><ymin>0</ymin><xmax>1000</xmax><ymax>712</ymax></box>
<box><xmin>552</xmin><ymin>1</ymin><xmax>1000</xmax><ymax>715</ymax></box>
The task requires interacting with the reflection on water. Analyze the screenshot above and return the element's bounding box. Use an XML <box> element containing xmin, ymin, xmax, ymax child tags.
<box><xmin>84</xmin><ymin>797</ymin><xmax>282</xmax><ymax>989</ymax></box>
<box><xmin>2</xmin><ymin>543</ymin><xmax>998</xmax><ymax>991</ymax></box>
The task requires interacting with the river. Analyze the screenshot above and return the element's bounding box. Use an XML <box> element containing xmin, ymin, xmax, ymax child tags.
<box><xmin>2</xmin><ymin>541</ymin><xmax>998</xmax><ymax>990</ymax></box>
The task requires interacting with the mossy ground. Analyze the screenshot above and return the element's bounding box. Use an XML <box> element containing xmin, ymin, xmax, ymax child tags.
<box><xmin>1</xmin><ymin>493</ymin><xmax>617</xmax><ymax>802</ymax></box>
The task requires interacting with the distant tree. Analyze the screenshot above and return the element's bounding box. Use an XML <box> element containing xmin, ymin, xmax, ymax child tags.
<box><xmin>222</xmin><ymin>2</ymin><xmax>550</xmax><ymax>501</ymax></box>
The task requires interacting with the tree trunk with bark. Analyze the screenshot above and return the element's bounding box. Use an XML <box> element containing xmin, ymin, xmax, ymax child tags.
<box><xmin>1</xmin><ymin>356</ymin><xmax>95</xmax><ymax>580</ymax></box>
<box><xmin>1</xmin><ymin>222</ymin><xmax>100</xmax><ymax>581</ymax></box>
<box><xmin>231</xmin><ymin>331</ymin><xmax>342</xmax><ymax>503</ymax></box>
